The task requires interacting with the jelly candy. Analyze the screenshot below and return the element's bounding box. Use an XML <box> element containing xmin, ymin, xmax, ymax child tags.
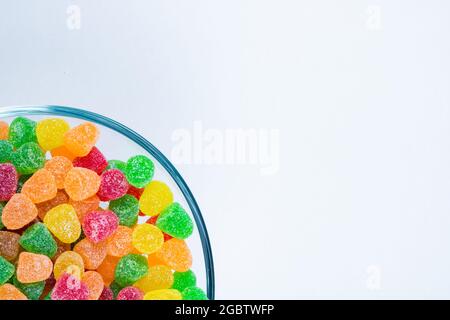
<box><xmin>109</xmin><ymin>281</ymin><xmax>123</xmax><ymax>298</ymax></box>
<box><xmin>114</xmin><ymin>254</ymin><xmax>148</xmax><ymax>287</ymax></box>
<box><xmin>69</xmin><ymin>195</ymin><xmax>100</xmax><ymax>222</ymax></box>
<box><xmin>73</xmin><ymin>238</ymin><xmax>107</xmax><ymax>270</ymax></box>
<box><xmin>147</xmin><ymin>253</ymin><xmax>166</xmax><ymax>267</ymax></box>
<box><xmin>125</xmin><ymin>155</ymin><xmax>154</xmax><ymax>188</ymax></box>
<box><xmin>106</xmin><ymin>160</ymin><xmax>127</xmax><ymax>173</ymax></box>
<box><xmin>36</xmin><ymin>118</ymin><xmax>70</xmax><ymax>151</ymax></box>
<box><xmin>16</xmin><ymin>252</ymin><xmax>53</xmax><ymax>283</ymax></box>
<box><xmin>182</xmin><ymin>287</ymin><xmax>208</xmax><ymax>300</ymax></box>
<box><xmin>0</xmin><ymin>283</ymin><xmax>28</xmax><ymax>300</ymax></box>
<box><xmin>155</xmin><ymin>239</ymin><xmax>192</xmax><ymax>272</ymax></box>
<box><xmin>127</xmin><ymin>185</ymin><xmax>144</xmax><ymax>200</ymax></box>
<box><xmin>51</xmin><ymin>146</ymin><xmax>76</xmax><ymax>161</ymax></box>
<box><xmin>51</xmin><ymin>273</ymin><xmax>89</xmax><ymax>300</ymax></box>
<box><xmin>19</xmin><ymin>222</ymin><xmax>58</xmax><ymax>258</ymax></box>
<box><xmin>99</xmin><ymin>286</ymin><xmax>114</xmax><ymax>300</ymax></box>
<box><xmin>21</xmin><ymin>168</ymin><xmax>57</xmax><ymax>203</ymax></box>
<box><xmin>0</xmin><ymin>163</ymin><xmax>18</xmax><ymax>201</ymax></box>
<box><xmin>146</xmin><ymin>216</ymin><xmax>173</xmax><ymax>242</ymax></box>
<box><xmin>0</xmin><ymin>121</ymin><xmax>8</xmax><ymax>140</ymax></box>
<box><xmin>0</xmin><ymin>231</ymin><xmax>21</xmax><ymax>261</ymax></box>
<box><xmin>64</xmin><ymin>122</ymin><xmax>99</xmax><ymax>157</ymax></box>
<box><xmin>37</xmin><ymin>190</ymin><xmax>69</xmax><ymax>221</ymax></box>
<box><xmin>97</xmin><ymin>169</ymin><xmax>129</xmax><ymax>201</ymax></box>
<box><xmin>0</xmin><ymin>140</ymin><xmax>13</xmax><ymax>163</ymax></box>
<box><xmin>156</xmin><ymin>203</ymin><xmax>193</xmax><ymax>240</ymax></box>
<box><xmin>107</xmin><ymin>226</ymin><xmax>133</xmax><ymax>257</ymax></box>
<box><xmin>139</xmin><ymin>181</ymin><xmax>173</xmax><ymax>216</ymax></box>
<box><xmin>64</xmin><ymin>167</ymin><xmax>101</xmax><ymax>201</ymax></box>
<box><xmin>82</xmin><ymin>210</ymin><xmax>119</xmax><ymax>243</ymax></box>
<box><xmin>81</xmin><ymin>271</ymin><xmax>104</xmax><ymax>300</ymax></box>
<box><xmin>109</xmin><ymin>195</ymin><xmax>139</xmax><ymax>227</ymax></box>
<box><xmin>117</xmin><ymin>286</ymin><xmax>143</xmax><ymax>300</ymax></box>
<box><xmin>44</xmin><ymin>204</ymin><xmax>81</xmax><ymax>243</ymax></box>
<box><xmin>172</xmin><ymin>270</ymin><xmax>197</xmax><ymax>292</ymax></box>
<box><xmin>44</xmin><ymin>156</ymin><xmax>73</xmax><ymax>189</ymax></box>
<box><xmin>143</xmin><ymin>289</ymin><xmax>181</xmax><ymax>300</ymax></box>
<box><xmin>8</xmin><ymin>117</ymin><xmax>37</xmax><ymax>149</ymax></box>
<box><xmin>12</xmin><ymin>142</ymin><xmax>46</xmax><ymax>175</ymax></box>
<box><xmin>0</xmin><ymin>256</ymin><xmax>15</xmax><ymax>284</ymax></box>
<box><xmin>1</xmin><ymin>194</ymin><xmax>38</xmax><ymax>230</ymax></box>
<box><xmin>134</xmin><ymin>265</ymin><xmax>173</xmax><ymax>293</ymax></box>
<box><xmin>73</xmin><ymin>146</ymin><xmax>108</xmax><ymax>175</ymax></box>
<box><xmin>0</xmin><ymin>203</ymin><xmax>3</xmax><ymax>230</ymax></box>
<box><xmin>12</xmin><ymin>275</ymin><xmax>45</xmax><ymax>300</ymax></box>
<box><xmin>132</xmin><ymin>224</ymin><xmax>164</xmax><ymax>254</ymax></box>
<box><xmin>96</xmin><ymin>255</ymin><xmax>119</xmax><ymax>286</ymax></box>
<box><xmin>53</xmin><ymin>251</ymin><xmax>84</xmax><ymax>280</ymax></box>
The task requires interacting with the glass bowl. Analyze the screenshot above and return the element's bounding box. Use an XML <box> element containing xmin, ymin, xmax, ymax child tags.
<box><xmin>0</xmin><ymin>105</ymin><xmax>215</xmax><ymax>299</ymax></box>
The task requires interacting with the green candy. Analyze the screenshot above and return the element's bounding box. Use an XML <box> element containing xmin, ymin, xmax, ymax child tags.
<box><xmin>125</xmin><ymin>155</ymin><xmax>154</xmax><ymax>188</ymax></box>
<box><xmin>109</xmin><ymin>195</ymin><xmax>139</xmax><ymax>227</ymax></box>
<box><xmin>12</xmin><ymin>142</ymin><xmax>45</xmax><ymax>174</ymax></box>
<box><xmin>12</xmin><ymin>275</ymin><xmax>45</xmax><ymax>300</ymax></box>
<box><xmin>0</xmin><ymin>202</ymin><xmax>4</xmax><ymax>230</ymax></box>
<box><xmin>19</xmin><ymin>223</ymin><xmax>58</xmax><ymax>258</ymax></box>
<box><xmin>0</xmin><ymin>140</ymin><xmax>13</xmax><ymax>163</ymax></box>
<box><xmin>109</xmin><ymin>281</ymin><xmax>123</xmax><ymax>298</ymax></box>
<box><xmin>114</xmin><ymin>254</ymin><xmax>148</xmax><ymax>287</ymax></box>
<box><xmin>16</xmin><ymin>174</ymin><xmax>32</xmax><ymax>193</ymax></box>
<box><xmin>156</xmin><ymin>203</ymin><xmax>194</xmax><ymax>239</ymax></box>
<box><xmin>0</xmin><ymin>256</ymin><xmax>15</xmax><ymax>285</ymax></box>
<box><xmin>106</xmin><ymin>160</ymin><xmax>127</xmax><ymax>173</ymax></box>
<box><xmin>8</xmin><ymin>117</ymin><xmax>37</xmax><ymax>149</ymax></box>
<box><xmin>172</xmin><ymin>270</ymin><xmax>197</xmax><ymax>292</ymax></box>
<box><xmin>182</xmin><ymin>287</ymin><xmax>208</xmax><ymax>300</ymax></box>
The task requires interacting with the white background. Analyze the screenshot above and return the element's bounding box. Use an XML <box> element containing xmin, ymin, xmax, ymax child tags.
<box><xmin>1</xmin><ymin>1</ymin><xmax>450</xmax><ymax>299</ymax></box>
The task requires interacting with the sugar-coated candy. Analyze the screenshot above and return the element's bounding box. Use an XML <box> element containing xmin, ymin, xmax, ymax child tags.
<box><xmin>0</xmin><ymin>163</ymin><xmax>18</xmax><ymax>201</ymax></box>
<box><xmin>1</xmin><ymin>194</ymin><xmax>38</xmax><ymax>230</ymax></box>
<box><xmin>17</xmin><ymin>252</ymin><xmax>53</xmax><ymax>283</ymax></box>
<box><xmin>12</xmin><ymin>275</ymin><xmax>45</xmax><ymax>300</ymax></box>
<box><xmin>146</xmin><ymin>216</ymin><xmax>173</xmax><ymax>241</ymax></box>
<box><xmin>37</xmin><ymin>190</ymin><xmax>69</xmax><ymax>220</ymax></box>
<box><xmin>134</xmin><ymin>265</ymin><xmax>173</xmax><ymax>293</ymax></box>
<box><xmin>172</xmin><ymin>270</ymin><xmax>197</xmax><ymax>292</ymax></box>
<box><xmin>132</xmin><ymin>224</ymin><xmax>164</xmax><ymax>254</ymax></box>
<box><xmin>65</xmin><ymin>264</ymin><xmax>82</xmax><ymax>279</ymax></box>
<box><xmin>73</xmin><ymin>238</ymin><xmax>107</xmax><ymax>270</ymax></box>
<box><xmin>114</xmin><ymin>254</ymin><xmax>148</xmax><ymax>287</ymax></box>
<box><xmin>0</xmin><ymin>140</ymin><xmax>13</xmax><ymax>163</ymax></box>
<box><xmin>0</xmin><ymin>203</ymin><xmax>3</xmax><ymax>230</ymax></box>
<box><xmin>0</xmin><ymin>256</ymin><xmax>15</xmax><ymax>284</ymax></box>
<box><xmin>19</xmin><ymin>222</ymin><xmax>58</xmax><ymax>258</ymax></box>
<box><xmin>51</xmin><ymin>145</ymin><xmax>76</xmax><ymax>161</ymax></box>
<box><xmin>127</xmin><ymin>185</ymin><xmax>144</xmax><ymax>200</ymax></box>
<box><xmin>109</xmin><ymin>281</ymin><xmax>123</xmax><ymax>298</ymax></box>
<box><xmin>147</xmin><ymin>253</ymin><xmax>166</xmax><ymax>267</ymax></box>
<box><xmin>81</xmin><ymin>271</ymin><xmax>104</xmax><ymax>300</ymax></box>
<box><xmin>143</xmin><ymin>289</ymin><xmax>182</xmax><ymax>300</ymax></box>
<box><xmin>44</xmin><ymin>156</ymin><xmax>73</xmax><ymax>189</ymax></box>
<box><xmin>117</xmin><ymin>286</ymin><xmax>143</xmax><ymax>300</ymax></box>
<box><xmin>53</xmin><ymin>251</ymin><xmax>84</xmax><ymax>280</ymax></box>
<box><xmin>156</xmin><ymin>203</ymin><xmax>193</xmax><ymax>240</ymax></box>
<box><xmin>12</xmin><ymin>142</ymin><xmax>46</xmax><ymax>175</ymax></box>
<box><xmin>8</xmin><ymin>117</ymin><xmax>37</xmax><ymax>149</ymax></box>
<box><xmin>64</xmin><ymin>122</ymin><xmax>99</xmax><ymax>157</ymax></box>
<box><xmin>36</xmin><ymin>118</ymin><xmax>70</xmax><ymax>151</ymax></box>
<box><xmin>0</xmin><ymin>283</ymin><xmax>28</xmax><ymax>300</ymax></box>
<box><xmin>82</xmin><ymin>210</ymin><xmax>119</xmax><ymax>243</ymax></box>
<box><xmin>109</xmin><ymin>195</ymin><xmax>139</xmax><ymax>227</ymax></box>
<box><xmin>98</xmin><ymin>169</ymin><xmax>129</xmax><ymax>201</ymax></box>
<box><xmin>99</xmin><ymin>286</ymin><xmax>114</xmax><ymax>300</ymax></box>
<box><xmin>16</xmin><ymin>174</ymin><xmax>31</xmax><ymax>193</ymax></box>
<box><xmin>51</xmin><ymin>273</ymin><xmax>89</xmax><ymax>300</ymax></box>
<box><xmin>69</xmin><ymin>195</ymin><xmax>100</xmax><ymax>222</ymax></box>
<box><xmin>0</xmin><ymin>231</ymin><xmax>21</xmax><ymax>261</ymax></box>
<box><xmin>0</xmin><ymin>121</ymin><xmax>8</xmax><ymax>140</ymax></box>
<box><xmin>139</xmin><ymin>181</ymin><xmax>173</xmax><ymax>216</ymax></box>
<box><xmin>155</xmin><ymin>239</ymin><xmax>192</xmax><ymax>272</ymax></box>
<box><xmin>182</xmin><ymin>287</ymin><xmax>208</xmax><ymax>300</ymax></box>
<box><xmin>106</xmin><ymin>160</ymin><xmax>127</xmax><ymax>173</ymax></box>
<box><xmin>125</xmin><ymin>155</ymin><xmax>154</xmax><ymax>188</ymax></box>
<box><xmin>73</xmin><ymin>146</ymin><xmax>108</xmax><ymax>175</ymax></box>
<box><xmin>64</xmin><ymin>167</ymin><xmax>101</xmax><ymax>201</ymax></box>
<box><xmin>44</xmin><ymin>204</ymin><xmax>81</xmax><ymax>243</ymax></box>
<box><xmin>107</xmin><ymin>226</ymin><xmax>133</xmax><ymax>257</ymax></box>
<box><xmin>97</xmin><ymin>255</ymin><xmax>119</xmax><ymax>286</ymax></box>
<box><xmin>21</xmin><ymin>168</ymin><xmax>57</xmax><ymax>203</ymax></box>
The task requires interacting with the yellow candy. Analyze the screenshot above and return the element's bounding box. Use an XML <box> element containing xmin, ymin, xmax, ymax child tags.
<box><xmin>44</xmin><ymin>204</ymin><xmax>81</xmax><ymax>243</ymax></box>
<box><xmin>132</xmin><ymin>224</ymin><xmax>164</xmax><ymax>254</ymax></box>
<box><xmin>134</xmin><ymin>265</ymin><xmax>174</xmax><ymax>293</ymax></box>
<box><xmin>144</xmin><ymin>289</ymin><xmax>182</xmax><ymax>300</ymax></box>
<box><xmin>53</xmin><ymin>251</ymin><xmax>85</xmax><ymax>280</ymax></box>
<box><xmin>139</xmin><ymin>181</ymin><xmax>173</xmax><ymax>216</ymax></box>
<box><xmin>65</xmin><ymin>264</ymin><xmax>82</xmax><ymax>280</ymax></box>
<box><xmin>36</xmin><ymin>118</ymin><xmax>70</xmax><ymax>151</ymax></box>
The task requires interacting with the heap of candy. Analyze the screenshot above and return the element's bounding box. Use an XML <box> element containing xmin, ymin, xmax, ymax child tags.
<box><xmin>0</xmin><ymin>117</ymin><xmax>207</xmax><ymax>300</ymax></box>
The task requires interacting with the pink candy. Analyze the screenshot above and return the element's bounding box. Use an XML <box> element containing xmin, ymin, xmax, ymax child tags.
<box><xmin>117</xmin><ymin>287</ymin><xmax>144</xmax><ymax>300</ymax></box>
<box><xmin>0</xmin><ymin>163</ymin><xmax>18</xmax><ymax>201</ymax></box>
<box><xmin>99</xmin><ymin>286</ymin><xmax>114</xmax><ymax>300</ymax></box>
<box><xmin>51</xmin><ymin>273</ymin><xmax>90</xmax><ymax>300</ymax></box>
<box><xmin>73</xmin><ymin>147</ymin><xmax>108</xmax><ymax>175</ymax></box>
<box><xmin>97</xmin><ymin>169</ymin><xmax>129</xmax><ymax>201</ymax></box>
<box><xmin>82</xmin><ymin>210</ymin><xmax>119</xmax><ymax>243</ymax></box>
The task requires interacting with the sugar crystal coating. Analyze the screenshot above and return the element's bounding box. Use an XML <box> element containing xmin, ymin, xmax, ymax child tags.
<box><xmin>17</xmin><ymin>252</ymin><xmax>53</xmax><ymax>283</ymax></box>
<box><xmin>64</xmin><ymin>167</ymin><xmax>101</xmax><ymax>201</ymax></box>
<box><xmin>36</xmin><ymin>118</ymin><xmax>70</xmax><ymax>151</ymax></box>
<box><xmin>155</xmin><ymin>239</ymin><xmax>192</xmax><ymax>272</ymax></box>
<box><xmin>107</xmin><ymin>225</ymin><xmax>133</xmax><ymax>257</ymax></box>
<box><xmin>73</xmin><ymin>238</ymin><xmax>107</xmax><ymax>270</ymax></box>
<box><xmin>73</xmin><ymin>146</ymin><xmax>108</xmax><ymax>175</ymax></box>
<box><xmin>12</xmin><ymin>142</ymin><xmax>46</xmax><ymax>175</ymax></box>
<box><xmin>156</xmin><ymin>202</ymin><xmax>194</xmax><ymax>240</ymax></box>
<box><xmin>132</xmin><ymin>223</ymin><xmax>164</xmax><ymax>254</ymax></box>
<box><xmin>12</xmin><ymin>275</ymin><xmax>45</xmax><ymax>300</ymax></box>
<box><xmin>125</xmin><ymin>155</ymin><xmax>154</xmax><ymax>188</ymax></box>
<box><xmin>21</xmin><ymin>168</ymin><xmax>58</xmax><ymax>204</ymax></box>
<box><xmin>182</xmin><ymin>286</ymin><xmax>208</xmax><ymax>300</ymax></box>
<box><xmin>82</xmin><ymin>210</ymin><xmax>119</xmax><ymax>243</ymax></box>
<box><xmin>0</xmin><ymin>140</ymin><xmax>13</xmax><ymax>163</ymax></box>
<box><xmin>37</xmin><ymin>190</ymin><xmax>69</xmax><ymax>221</ymax></box>
<box><xmin>44</xmin><ymin>156</ymin><xmax>73</xmax><ymax>189</ymax></box>
<box><xmin>109</xmin><ymin>195</ymin><xmax>139</xmax><ymax>227</ymax></box>
<box><xmin>97</xmin><ymin>169</ymin><xmax>129</xmax><ymax>201</ymax></box>
<box><xmin>143</xmin><ymin>289</ymin><xmax>182</xmax><ymax>300</ymax></box>
<box><xmin>81</xmin><ymin>271</ymin><xmax>104</xmax><ymax>300</ymax></box>
<box><xmin>1</xmin><ymin>194</ymin><xmax>38</xmax><ymax>230</ymax></box>
<box><xmin>0</xmin><ymin>163</ymin><xmax>18</xmax><ymax>201</ymax></box>
<box><xmin>117</xmin><ymin>286</ymin><xmax>144</xmax><ymax>300</ymax></box>
<box><xmin>134</xmin><ymin>265</ymin><xmax>173</xmax><ymax>293</ymax></box>
<box><xmin>8</xmin><ymin>117</ymin><xmax>37</xmax><ymax>149</ymax></box>
<box><xmin>64</xmin><ymin>122</ymin><xmax>99</xmax><ymax>157</ymax></box>
<box><xmin>139</xmin><ymin>181</ymin><xmax>173</xmax><ymax>216</ymax></box>
<box><xmin>53</xmin><ymin>251</ymin><xmax>84</xmax><ymax>280</ymax></box>
<box><xmin>51</xmin><ymin>273</ymin><xmax>89</xmax><ymax>300</ymax></box>
<box><xmin>114</xmin><ymin>254</ymin><xmax>148</xmax><ymax>287</ymax></box>
<box><xmin>0</xmin><ymin>256</ymin><xmax>15</xmax><ymax>284</ymax></box>
<box><xmin>0</xmin><ymin>231</ymin><xmax>21</xmax><ymax>261</ymax></box>
<box><xmin>69</xmin><ymin>195</ymin><xmax>100</xmax><ymax>222</ymax></box>
<box><xmin>19</xmin><ymin>222</ymin><xmax>58</xmax><ymax>258</ymax></box>
<box><xmin>44</xmin><ymin>204</ymin><xmax>81</xmax><ymax>244</ymax></box>
<box><xmin>0</xmin><ymin>283</ymin><xmax>28</xmax><ymax>300</ymax></box>
<box><xmin>172</xmin><ymin>270</ymin><xmax>197</xmax><ymax>292</ymax></box>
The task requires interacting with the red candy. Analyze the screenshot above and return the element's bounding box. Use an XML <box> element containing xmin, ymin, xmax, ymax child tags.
<box><xmin>99</xmin><ymin>286</ymin><xmax>114</xmax><ymax>300</ymax></box>
<box><xmin>146</xmin><ymin>216</ymin><xmax>173</xmax><ymax>241</ymax></box>
<box><xmin>82</xmin><ymin>210</ymin><xmax>119</xmax><ymax>243</ymax></box>
<box><xmin>127</xmin><ymin>185</ymin><xmax>144</xmax><ymax>200</ymax></box>
<box><xmin>97</xmin><ymin>169</ymin><xmax>129</xmax><ymax>201</ymax></box>
<box><xmin>0</xmin><ymin>164</ymin><xmax>18</xmax><ymax>201</ymax></box>
<box><xmin>51</xmin><ymin>273</ymin><xmax>90</xmax><ymax>300</ymax></box>
<box><xmin>73</xmin><ymin>147</ymin><xmax>108</xmax><ymax>175</ymax></box>
<box><xmin>117</xmin><ymin>287</ymin><xmax>144</xmax><ymax>300</ymax></box>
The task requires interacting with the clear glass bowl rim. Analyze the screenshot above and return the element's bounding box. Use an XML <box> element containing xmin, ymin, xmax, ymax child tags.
<box><xmin>0</xmin><ymin>105</ymin><xmax>215</xmax><ymax>299</ymax></box>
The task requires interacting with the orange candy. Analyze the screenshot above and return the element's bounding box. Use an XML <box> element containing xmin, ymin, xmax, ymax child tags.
<box><xmin>96</xmin><ymin>255</ymin><xmax>120</xmax><ymax>286</ymax></box>
<box><xmin>17</xmin><ymin>252</ymin><xmax>53</xmax><ymax>283</ymax></box>
<box><xmin>44</xmin><ymin>156</ymin><xmax>74</xmax><ymax>189</ymax></box>
<box><xmin>69</xmin><ymin>195</ymin><xmax>100</xmax><ymax>222</ymax></box>
<box><xmin>64</xmin><ymin>167</ymin><xmax>101</xmax><ymax>201</ymax></box>
<box><xmin>155</xmin><ymin>239</ymin><xmax>192</xmax><ymax>272</ymax></box>
<box><xmin>21</xmin><ymin>169</ymin><xmax>58</xmax><ymax>204</ymax></box>
<box><xmin>73</xmin><ymin>238</ymin><xmax>107</xmax><ymax>270</ymax></box>
<box><xmin>147</xmin><ymin>253</ymin><xmax>166</xmax><ymax>267</ymax></box>
<box><xmin>64</xmin><ymin>122</ymin><xmax>99</xmax><ymax>157</ymax></box>
<box><xmin>51</xmin><ymin>146</ymin><xmax>76</xmax><ymax>161</ymax></box>
<box><xmin>0</xmin><ymin>121</ymin><xmax>8</xmax><ymax>140</ymax></box>
<box><xmin>37</xmin><ymin>190</ymin><xmax>69</xmax><ymax>220</ymax></box>
<box><xmin>82</xmin><ymin>271</ymin><xmax>104</xmax><ymax>300</ymax></box>
<box><xmin>107</xmin><ymin>226</ymin><xmax>133</xmax><ymax>257</ymax></box>
<box><xmin>0</xmin><ymin>284</ymin><xmax>28</xmax><ymax>300</ymax></box>
<box><xmin>1</xmin><ymin>194</ymin><xmax>38</xmax><ymax>230</ymax></box>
